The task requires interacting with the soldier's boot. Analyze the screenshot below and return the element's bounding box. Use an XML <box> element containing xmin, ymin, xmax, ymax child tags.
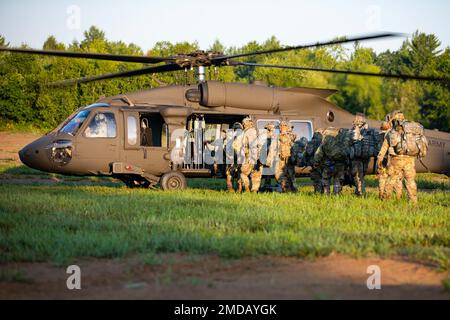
<box><xmin>250</xmin><ymin>169</ymin><xmax>263</xmax><ymax>193</ymax></box>
<box><xmin>290</xmin><ymin>183</ymin><xmax>298</xmax><ymax>193</ymax></box>
<box><xmin>361</xmin><ymin>178</ymin><xmax>366</xmax><ymax>195</ymax></box>
<box><xmin>405</xmin><ymin>178</ymin><xmax>418</xmax><ymax>204</ymax></box>
<box><xmin>279</xmin><ymin>179</ymin><xmax>289</xmax><ymax>193</ymax></box>
<box><xmin>237</xmin><ymin>179</ymin><xmax>243</xmax><ymax>193</ymax></box>
<box><xmin>240</xmin><ymin>174</ymin><xmax>250</xmax><ymax>192</ymax></box>
<box><xmin>393</xmin><ymin>178</ymin><xmax>403</xmax><ymax>200</ymax></box>
<box><xmin>333</xmin><ymin>180</ymin><xmax>342</xmax><ymax>195</ymax></box>
<box><xmin>323</xmin><ymin>181</ymin><xmax>331</xmax><ymax>195</ymax></box>
<box><xmin>226</xmin><ymin>175</ymin><xmax>234</xmax><ymax>192</ymax></box>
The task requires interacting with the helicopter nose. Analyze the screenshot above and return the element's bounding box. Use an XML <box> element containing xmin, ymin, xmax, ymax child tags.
<box><xmin>18</xmin><ymin>136</ymin><xmax>54</xmax><ymax>172</ymax></box>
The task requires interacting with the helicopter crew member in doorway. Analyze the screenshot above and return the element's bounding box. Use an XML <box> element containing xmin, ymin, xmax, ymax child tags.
<box><xmin>240</xmin><ymin>117</ymin><xmax>263</xmax><ymax>193</ymax></box>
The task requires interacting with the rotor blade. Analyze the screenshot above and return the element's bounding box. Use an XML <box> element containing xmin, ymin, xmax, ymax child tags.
<box><xmin>235</xmin><ymin>62</ymin><xmax>449</xmax><ymax>82</ymax></box>
<box><xmin>213</xmin><ymin>32</ymin><xmax>404</xmax><ymax>62</ymax></box>
<box><xmin>0</xmin><ymin>46</ymin><xmax>174</xmax><ymax>64</ymax></box>
<box><xmin>49</xmin><ymin>64</ymin><xmax>183</xmax><ymax>87</ymax></box>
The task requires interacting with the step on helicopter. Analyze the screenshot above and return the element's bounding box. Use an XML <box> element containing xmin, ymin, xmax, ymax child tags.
<box><xmin>1</xmin><ymin>32</ymin><xmax>449</xmax><ymax>190</ymax></box>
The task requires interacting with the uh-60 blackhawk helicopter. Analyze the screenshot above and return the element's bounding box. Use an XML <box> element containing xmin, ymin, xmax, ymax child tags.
<box><xmin>1</xmin><ymin>32</ymin><xmax>449</xmax><ymax>190</ymax></box>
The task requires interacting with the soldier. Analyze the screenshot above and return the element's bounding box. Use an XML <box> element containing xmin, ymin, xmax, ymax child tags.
<box><xmin>274</xmin><ymin>121</ymin><xmax>297</xmax><ymax>192</ymax></box>
<box><xmin>260</xmin><ymin>122</ymin><xmax>278</xmax><ymax>190</ymax></box>
<box><xmin>240</xmin><ymin>117</ymin><xmax>263</xmax><ymax>192</ymax></box>
<box><xmin>376</xmin><ymin>120</ymin><xmax>396</xmax><ymax>199</ymax></box>
<box><xmin>377</xmin><ymin>111</ymin><xmax>425</xmax><ymax>203</ymax></box>
<box><xmin>304</xmin><ymin>129</ymin><xmax>324</xmax><ymax>193</ymax></box>
<box><xmin>225</xmin><ymin>122</ymin><xmax>243</xmax><ymax>192</ymax></box>
<box><xmin>349</xmin><ymin>115</ymin><xmax>371</xmax><ymax>196</ymax></box>
<box><xmin>314</xmin><ymin>127</ymin><xmax>351</xmax><ymax>195</ymax></box>
<box><xmin>292</xmin><ymin>137</ymin><xmax>308</xmax><ymax>167</ymax></box>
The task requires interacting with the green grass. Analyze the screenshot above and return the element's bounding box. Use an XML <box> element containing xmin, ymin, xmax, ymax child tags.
<box><xmin>0</xmin><ymin>164</ymin><xmax>449</xmax><ymax>270</ymax></box>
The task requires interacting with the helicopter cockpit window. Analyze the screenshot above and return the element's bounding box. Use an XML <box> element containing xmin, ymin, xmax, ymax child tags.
<box><xmin>60</xmin><ymin>110</ymin><xmax>91</xmax><ymax>136</ymax></box>
<box><xmin>85</xmin><ymin>112</ymin><xmax>117</xmax><ymax>138</ymax></box>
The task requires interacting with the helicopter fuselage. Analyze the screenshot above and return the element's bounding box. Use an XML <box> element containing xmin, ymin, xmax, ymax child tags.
<box><xmin>18</xmin><ymin>81</ymin><xmax>450</xmax><ymax>188</ymax></box>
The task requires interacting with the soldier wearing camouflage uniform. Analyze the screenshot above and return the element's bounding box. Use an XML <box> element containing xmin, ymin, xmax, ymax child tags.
<box><xmin>260</xmin><ymin>122</ymin><xmax>278</xmax><ymax>190</ymax></box>
<box><xmin>240</xmin><ymin>117</ymin><xmax>263</xmax><ymax>192</ymax></box>
<box><xmin>274</xmin><ymin>121</ymin><xmax>297</xmax><ymax>192</ymax></box>
<box><xmin>292</xmin><ymin>137</ymin><xmax>308</xmax><ymax>168</ymax></box>
<box><xmin>377</xmin><ymin>111</ymin><xmax>423</xmax><ymax>203</ymax></box>
<box><xmin>304</xmin><ymin>129</ymin><xmax>324</xmax><ymax>193</ymax></box>
<box><xmin>225</xmin><ymin>122</ymin><xmax>243</xmax><ymax>192</ymax></box>
<box><xmin>349</xmin><ymin>115</ymin><xmax>370</xmax><ymax>196</ymax></box>
<box><xmin>314</xmin><ymin>127</ymin><xmax>350</xmax><ymax>195</ymax></box>
<box><xmin>376</xmin><ymin>120</ymin><xmax>395</xmax><ymax>199</ymax></box>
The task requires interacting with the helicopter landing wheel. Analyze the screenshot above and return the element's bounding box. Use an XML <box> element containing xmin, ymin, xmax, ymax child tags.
<box><xmin>160</xmin><ymin>171</ymin><xmax>187</xmax><ymax>191</ymax></box>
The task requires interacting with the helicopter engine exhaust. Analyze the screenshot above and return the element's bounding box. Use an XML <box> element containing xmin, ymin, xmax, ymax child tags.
<box><xmin>198</xmin><ymin>81</ymin><xmax>277</xmax><ymax>111</ymax></box>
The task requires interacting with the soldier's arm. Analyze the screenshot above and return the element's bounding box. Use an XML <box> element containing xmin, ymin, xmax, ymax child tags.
<box><xmin>376</xmin><ymin>139</ymin><xmax>389</xmax><ymax>168</ymax></box>
<box><xmin>313</xmin><ymin>145</ymin><xmax>323</xmax><ymax>167</ymax></box>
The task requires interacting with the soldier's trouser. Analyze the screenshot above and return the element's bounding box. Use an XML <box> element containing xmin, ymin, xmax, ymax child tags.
<box><xmin>322</xmin><ymin>162</ymin><xmax>345</xmax><ymax>195</ymax></box>
<box><xmin>275</xmin><ymin>158</ymin><xmax>297</xmax><ymax>192</ymax></box>
<box><xmin>384</xmin><ymin>156</ymin><xmax>417</xmax><ymax>203</ymax></box>
<box><xmin>378</xmin><ymin>170</ymin><xmax>403</xmax><ymax>199</ymax></box>
<box><xmin>240</xmin><ymin>162</ymin><xmax>263</xmax><ymax>192</ymax></box>
<box><xmin>351</xmin><ymin>160</ymin><xmax>368</xmax><ymax>195</ymax></box>
<box><xmin>226</xmin><ymin>165</ymin><xmax>241</xmax><ymax>192</ymax></box>
<box><xmin>377</xmin><ymin>171</ymin><xmax>388</xmax><ymax>199</ymax></box>
<box><xmin>310</xmin><ymin>168</ymin><xmax>323</xmax><ymax>193</ymax></box>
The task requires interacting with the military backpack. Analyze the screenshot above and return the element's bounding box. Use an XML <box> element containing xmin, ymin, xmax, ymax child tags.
<box><xmin>321</xmin><ymin>127</ymin><xmax>351</xmax><ymax>161</ymax></box>
<box><xmin>350</xmin><ymin>127</ymin><xmax>377</xmax><ymax>160</ymax></box>
<box><xmin>399</xmin><ymin>121</ymin><xmax>428</xmax><ymax>157</ymax></box>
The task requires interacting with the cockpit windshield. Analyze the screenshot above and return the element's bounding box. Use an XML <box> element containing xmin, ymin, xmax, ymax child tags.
<box><xmin>60</xmin><ymin>110</ymin><xmax>91</xmax><ymax>136</ymax></box>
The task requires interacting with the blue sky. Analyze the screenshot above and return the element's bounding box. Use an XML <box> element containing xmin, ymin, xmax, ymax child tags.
<box><xmin>1</xmin><ymin>0</ymin><xmax>449</xmax><ymax>53</ymax></box>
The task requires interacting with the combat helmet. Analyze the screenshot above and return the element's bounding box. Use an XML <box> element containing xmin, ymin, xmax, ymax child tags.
<box><xmin>353</xmin><ymin>114</ymin><xmax>367</xmax><ymax>127</ymax></box>
<box><xmin>232</xmin><ymin>122</ymin><xmax>243</xmax><ymax>130</ymax></box>
<box><xmin>380</xmin><ymin>121</ymin><xmax>391</xmax><ymax>131</ymax></box>
<box><xmin>264</xmin><ymin>122</ymin><xmax>275</xmax><ymax>131</ymax></box>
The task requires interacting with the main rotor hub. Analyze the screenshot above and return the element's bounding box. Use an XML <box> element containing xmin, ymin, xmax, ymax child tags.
<box><xmin>174</xmin><ymin>51</ymin><xmax>225</xmax><ymax>68</ymax></box>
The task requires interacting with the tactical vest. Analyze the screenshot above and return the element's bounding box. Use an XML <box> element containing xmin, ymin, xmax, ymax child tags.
<box><xmin>279</xmin><ymin>132</ymin><xmax>294</xmax><ymax>159</ymax></box>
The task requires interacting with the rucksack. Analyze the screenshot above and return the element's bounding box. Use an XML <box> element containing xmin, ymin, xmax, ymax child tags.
<box><xmin>401</xmin><ymin>121</ymin><xmax>428</xmax><ymax>157</ymax></box>
<box><xmin>388</xmin><ymin>121</ymin><xmax>428</xmax><ymax>157</ymax></box>
<box><xmin>321</xmin><ymin>127</ymin><xmax>351</xmax><ymax>161</ymax></box>
<box><xmin>351</xmin><ymin>127</ymin><xmax>377</xmax><ymax>160</ymax></box>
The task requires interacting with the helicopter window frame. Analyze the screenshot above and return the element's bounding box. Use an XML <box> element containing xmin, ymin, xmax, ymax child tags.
<box><xmin>289</xmin><ymin>120</ymin><xmax>313</xmax><ymax>141</ymax></box>
<box><xmin>138</xmin><ymin>112</ymin><xmax>168</xmax><ymax>149</ymax></box>
<box><xmin>59</xmin><ymin>109</ymin><xmax>92</xmax><ymax>136</ymax></box>
<box><xmin>83</xmin><ymin>111</ymin><xmax>117</xmax><ymax>139</ymax></box>
<box><xmin>127</xmin><ymin>115</ymin><xmax>138</xmax><ymax>146</ymax></box>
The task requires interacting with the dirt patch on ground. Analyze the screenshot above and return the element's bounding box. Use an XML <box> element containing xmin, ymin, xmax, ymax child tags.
<box><xmin>0</xmin><ymin>132</ymin><xmax>42</xmax><ymax>163</ymax></box>
<box><xmin>1</xmin><ymin>254</ymin><xmax>448</xmax><ymax>300</ymax></box>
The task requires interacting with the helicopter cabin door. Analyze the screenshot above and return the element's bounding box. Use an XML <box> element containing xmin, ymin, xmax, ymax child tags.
<box><xmin>74</xmin><ymin>109</ymin><xmax>119</xmax><ymax>174</ymax></box>
<box><xmin>122</xmin><ymin>111</ymin><xmax>169</xmax><ymax>175</ymax></box>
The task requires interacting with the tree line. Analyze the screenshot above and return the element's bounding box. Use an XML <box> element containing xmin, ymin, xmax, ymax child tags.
<box><xmin>0</xmin><ymin>26</ymin><xmax>448</xmax><ymax>132</ymax></box>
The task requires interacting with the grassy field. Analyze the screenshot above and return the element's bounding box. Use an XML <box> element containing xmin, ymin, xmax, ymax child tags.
<box><xmin>0</xmin><ymin>163</ymin><xmax>449</xmax><ymax>270</ymax></box>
